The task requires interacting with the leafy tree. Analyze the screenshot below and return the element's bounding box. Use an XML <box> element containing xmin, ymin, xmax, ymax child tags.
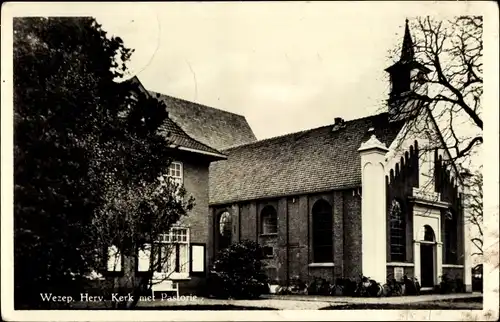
<box><xmin>13</xmin><ymin>17</ymin><xmax>193</xmax><ymax>309</ymax></box>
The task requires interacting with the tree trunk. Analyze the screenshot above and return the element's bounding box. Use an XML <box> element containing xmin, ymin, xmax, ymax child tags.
<box><xmin>115</xmin><ymin>252</ymin><xmax>140</xmax><ymax>309</ymax></box>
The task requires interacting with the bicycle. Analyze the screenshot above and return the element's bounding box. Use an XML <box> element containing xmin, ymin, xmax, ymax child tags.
<box><xmin>354</xmin><ymin>275</ymin><xmax>383</xmax><ymax>297</ymax></box>
<box><xmin>382</xmin><ymin>273</ymin><xmax>403</xmax><ymax>296</ymax></box>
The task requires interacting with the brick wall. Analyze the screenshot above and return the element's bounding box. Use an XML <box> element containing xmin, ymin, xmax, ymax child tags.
<box><xmin>99</xmin><ymin>151</ymin><xmax>215</xmax><ymax>296</ymax></box>
<box><xmin>333</xmin><ymin>191</ymin><xmax>344</xmax><ymax>279</ymax></box>
<box><xmin>287</xmin><ymin>196</ymin><xmax>309</xmax><ymax>282</ymax></box>
<box><xmin>442</xmin><ymin>267</ymin><xmax>464</xmax><ymax>280</ymax></box>
<box><xmin>180</xmin><ymin>157</ymin><xmax>210</xmax><ymax>246</ymax></box>
<box><xmin>342</xmin><ymin>190</ymin><xmax>362</xmax><ymax>279</ymax></box>
<box><xmin>172</xmin><ymin>153</ymin><xmax>212</xmax><ymax>293</ymax></box>
<box><xmin>209</xmin><ymin>189</ymin><xmax>361</xmax><ymax>285</ymax></box>
<box><xmin>239</xmin><ymin>202</ymin><xmax>257</xmax><ymax>241</ymax></box>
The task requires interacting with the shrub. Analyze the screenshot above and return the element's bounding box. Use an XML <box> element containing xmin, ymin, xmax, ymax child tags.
<box><xmin>208</xmin><ymin>240</ymin><xmax>268</xmax><ymax>299</ymax></box>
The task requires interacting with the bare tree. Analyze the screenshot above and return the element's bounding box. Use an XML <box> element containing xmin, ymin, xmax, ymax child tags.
<box><xmin>91</xmin><ymin>173</ymin><xmax>195</xmax><ymax>308</ymax></box>
<box><xmin>385</xmin><ymin>16</ymin><xmax>482</xmax><ymax>172</ymax></box>
<box><xmin>466</xmin><ymin>168</ymin><xmax>483</xmax><ymax>257</ymax></box>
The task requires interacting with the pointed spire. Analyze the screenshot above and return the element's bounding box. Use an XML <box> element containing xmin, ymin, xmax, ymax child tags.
<box><xmin>400</xmin><ymin>18</ymin><xmax>414</xmax><ymax>62</ymax></box>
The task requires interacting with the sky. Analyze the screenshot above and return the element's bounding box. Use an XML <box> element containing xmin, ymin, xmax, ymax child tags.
<box><xmin>93</xmin><ymin>2</ymin><xmax>412</xmax><ymax>140</ymax></box>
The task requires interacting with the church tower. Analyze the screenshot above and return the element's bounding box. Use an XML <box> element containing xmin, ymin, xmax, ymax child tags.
<box><xmin>385</xmin><ymin>19</ymin><xmax>431</xmax><ymax>122</ymax></box>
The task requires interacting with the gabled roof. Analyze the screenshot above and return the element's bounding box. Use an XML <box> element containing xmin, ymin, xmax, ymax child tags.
<box><xmin>128</xmin><ymin>77</ymin><xmax>226</xmax><ymax>159</ymax></box>
<box><xmin>209</xmin><ymin>113</ymin><xmax>406</xmax><ymax>205</ymax></box>
<box><xmin>149</xmin><ymin>91</ymin><xmax>257</xmax><ymax>151</ymax></box>
<box><xmin>157</xmin><ymin>116</ymin><xmax>226</xmax><ymax>159</ymax></box>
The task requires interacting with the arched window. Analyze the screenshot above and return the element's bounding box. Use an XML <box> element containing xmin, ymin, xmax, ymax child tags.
<box><xmin>312</xmin><ymin>199</ymin><xmax>333</xmax><ymax>263</ymax></box>
<box><xmin>389</xmin><ymin>199</ymin><xmax>406</xmax><ymax>262</ymax></box>
<box><xmin>218</xmin><ymin>211</ymin><xmax>232</xmax><ymax>250</ymax></box>
<box><xmin>444</xmin><ymin>208</ymin><xmax>457</xmax><ymax>263</ymax></box>
<box><xmin>219</xmin><ymin>212</ymin><xmax>232</xmax><ymax>237</ymax></box>
<box><xmin>423</xmin><ymin>225</ymin><xmax>435</xmax><ymax>242</ymax></box>
<box><xmin>261</xmin><ymin>206</ymin><xmax>277</xmax><ymax>235</ymax></box>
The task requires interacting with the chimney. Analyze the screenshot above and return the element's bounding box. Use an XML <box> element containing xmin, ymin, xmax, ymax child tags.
<box><xmin>332</xmin><ymin>117</ymin><xmax>345</xmax><ymax>132</ymax></box>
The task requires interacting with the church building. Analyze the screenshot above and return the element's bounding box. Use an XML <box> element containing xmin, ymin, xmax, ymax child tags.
<box><xmin>206</xmin><ymin>20</ymin><xmax>472</xmax><ymax>291</ymax></box>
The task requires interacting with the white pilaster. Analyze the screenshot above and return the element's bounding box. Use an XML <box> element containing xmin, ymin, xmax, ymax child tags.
<box><xmin>358</xmin><ymin>134</ymin><xmax>388</xmax><ymax>283</ymax></box>
<box><xmin>461</xmin><ymin>173</ymin><xmax>473</xmax><ymax>292</ymax></box>
<box><xmin>414</xmin><ymin>241</ymin><xmax>421</xmax><ymax>283</ymax></box>
<box><xmin>436</xmin><ymin>242</ymin><xmax>443</xmax><ymax>285</ymax></box>
<box><xmin>463</xmin><ymin>226</ymin><xmax>472</xmax><ymax>291</ymax></box>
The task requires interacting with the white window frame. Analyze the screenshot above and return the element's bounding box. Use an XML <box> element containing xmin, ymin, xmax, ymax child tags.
<box><xmin>153</xmin><ymin>227</ymin><xmax>190</xmax><ymax>280</ymax></box>
<box><xmin>168</xmin><ymin>161</ymin><xmax>183</xmax><ymax>185</ymax></box>
<box><xmin>164</xmin><ymin>161</ymin><xmax>183</xmax><ymax>202</ymax></box>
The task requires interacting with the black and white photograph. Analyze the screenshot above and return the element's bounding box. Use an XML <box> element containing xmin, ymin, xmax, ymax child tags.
<box><xmin>1</xmin><ymin>1</ymin><xmax>498</xmax><ymax>321</ymax></box>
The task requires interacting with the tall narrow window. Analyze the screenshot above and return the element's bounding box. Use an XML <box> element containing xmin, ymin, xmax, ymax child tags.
<box><xmin>218</xmin><ymin>211</ymin><xmax>232</xmax><ymax>250</ymax></box>
<box><xmin>444</xmin><ymin>208</ymin><xmax>457</xmax><ymax>264</ymax></box>
<box><xmin>261</xmin><ymin>206</ymin><xmax>278</xmax><ymax>235</ymax></box>
<box><xmin>312</xmin><ymin>199</ymin><xmax>333</xmax><ymax>263</ymax></box>
<box><xmin>390</xmin><ymin>199</ymin><xmax>406</xmax><ymax>262</ymax></box>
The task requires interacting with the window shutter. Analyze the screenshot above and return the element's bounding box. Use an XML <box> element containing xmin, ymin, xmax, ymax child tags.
<box><xmin>191</xmin><ymin>245</ymin><xmax>205</xmax><ymax>273</ymax></box>
<box><xmin>138</xmin><ymin>244</ymin><xmax>151</xmax><ymax>272</ymax></box>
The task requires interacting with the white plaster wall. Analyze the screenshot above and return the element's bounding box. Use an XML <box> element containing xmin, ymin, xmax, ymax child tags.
<box><xmin>413</xmin><ymin>208</ymin><xmax>441</xmax><ymax>242</ymax></box>
<box><xmin>413</xmin><ymin>205</ymin><xmax>443</xmax><ymax>286</ymax></box>
<box><xmin>385</xmin><ymin>108</ymin><xmax>461</xmax><ymax>191</ymax></box>
<box><xmin>361</xmin><ymin>157</ymin><xmax>387</xmax><ymax>283</ymax></box>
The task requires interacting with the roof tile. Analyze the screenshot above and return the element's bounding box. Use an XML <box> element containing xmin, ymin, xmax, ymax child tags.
<box><xmin>209</xmin><ymin>113</ymin><xmax>405</xmax><ymax>205</ymax></box>
<box><xmin>150</xmin><ymin>91</ymin><xmax>257</xmax><ymax>151</ymax></box>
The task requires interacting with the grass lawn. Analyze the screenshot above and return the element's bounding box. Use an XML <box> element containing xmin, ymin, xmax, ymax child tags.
<box><xmin>320</xmin><ymin>297</ymin><xmax>483</xmax><ymax>310</ymax></box>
